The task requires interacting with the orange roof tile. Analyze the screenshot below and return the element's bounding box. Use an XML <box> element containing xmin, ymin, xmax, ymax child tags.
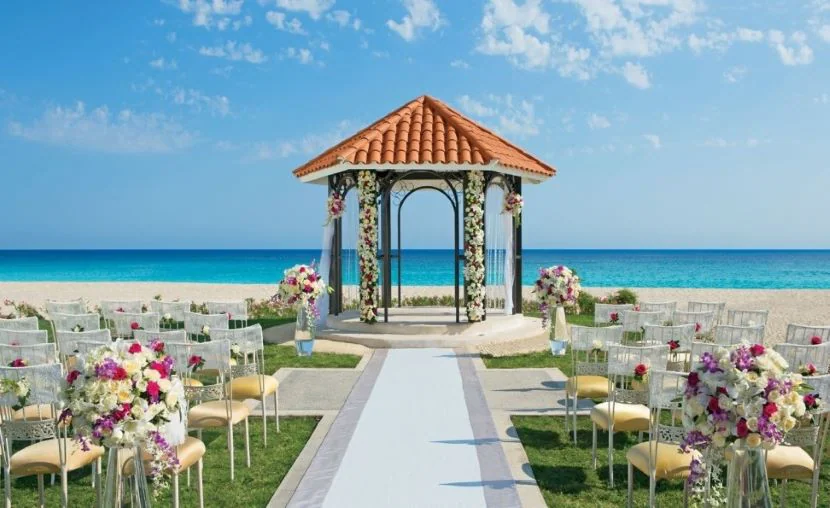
<box><xmin>292</xmin><ymin>95</ymin><xmax>556</xmax><ymax>180</ymax></box>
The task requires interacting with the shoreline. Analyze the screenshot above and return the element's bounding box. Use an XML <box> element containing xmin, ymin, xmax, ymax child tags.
<box><xmin>2</xmin><ymin>282</ymin><xmax>829</xmax><ymax>344</ymax></box>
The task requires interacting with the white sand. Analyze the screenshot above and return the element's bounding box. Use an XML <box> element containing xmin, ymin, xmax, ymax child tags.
<box><xmin>2</xmin><ymin>282</ymin><xmax>829</xmax><ymax>344</ymax></box>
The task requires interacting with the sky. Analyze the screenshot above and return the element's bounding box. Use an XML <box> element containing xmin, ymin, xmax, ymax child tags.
<box><xmin>1</xmin><ymin>0</ymin><xmax>830</xmax><ymax>250</ymax></box>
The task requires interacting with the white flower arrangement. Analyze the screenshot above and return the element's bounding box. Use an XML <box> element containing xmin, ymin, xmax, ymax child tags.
<box><xmin>357</xmin><ymin>170</ymin><xmax>379</xmax><ymax>323</ymax></box>
<box><xmin>273</xmin><ymin>263</ymin><xmax>331</xmax><ymax>333</ymax></box>
<box><xmin>200</xmin><ymin>325</ymin><xmax>210</xmax><ymax>337</ymax></box>
<box><xmin>0</xmin><ymin>377</ymin><xmax>30</xmax><ymax>410</ymax></box>
<box><xmin>71</xmin><ymin>324</ymin><xmax>84</xmax><ymax>333</ymax></box>
<box><xmin>532</xmin><ymin>265</ymin><xmax>581</xmax><ymax>328</ymax></box>
<box><xmin>325</xmin><ymin>191</ymin><xmax>345</xmax><ymax>225</ymax></box>
<box><xmin>160</xmin><ymin>312</ymin><xmax>176</xmax><ymax>327</ymax></box>
<box><xmin>502</xmin><ymin>191</ymin><xmax>523</xmax><ymax>222</ymax></box>
<box><xmin>464</xmin><ymin>170</ymin><xmax>486</xmax><ymax>322</ymax></box>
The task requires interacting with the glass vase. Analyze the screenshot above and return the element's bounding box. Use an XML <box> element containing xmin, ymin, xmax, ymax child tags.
<box><xmin>102</xmin><ymin>446</ymin><xmax>152</xmax><ymax>508</ymax></box>
<box><xmin>548</xmin><ymin>305</ymin><xmax>568</xmax><ymax>356</ymax></box>
<box><xmin>726</xmin><ymin>441</ymin><xmax>772</xmax><ymax>508</ymax></box>
<box><xmin>294</xmin><ymin>303</ymin><xmax>315</xmax><ymax>357</ymax></box>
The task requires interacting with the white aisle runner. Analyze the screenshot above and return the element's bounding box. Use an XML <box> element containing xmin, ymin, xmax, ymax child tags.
<box><xmin>322</xmin><ymin>348</ymin><xmax>486</xmax><ymax>507</ymax></box>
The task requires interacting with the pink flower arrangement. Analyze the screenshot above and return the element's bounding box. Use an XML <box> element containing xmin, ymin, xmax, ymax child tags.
<box><xmin>695</xmin><ymin>322</ymin><xmax>702</xmax><ymax>333</ymax></box>
<box><xmin>609</xmin><ymin>312</ymin><xmax>619</xmax><ymax>323</ymax></box>
<box><xmin>8</xmin><ymin>358</ymin><xmax>27</xmax><ymax>368</ymax></box>
<box><xmin>532</xmin><ymin>265</ymin><xmax>581</xmax><ymax>328</ymax></box>
<box><xmin>633</xmin><ymin>363</ymin><xmax>648</xmax><ymax>381</ymax></box>
<box><xmin>187</xmin><ymin>355</ymin><xmax>205</xmax><ymax>372</ymax></box>
<box><xmin>811</xmin><ymin>335</ymin><xmax>822</xmax><ymax>345</ymax></box>
<box><xmin>130</xmin><ymin>321</ymin><xmax>141</xmax><ymax>330</ymax></box>
<box><xmin>668</xmin><ymin>340</ymin><xmax>680</xmax><ymax>352</ymax></box>
<box><xmin>325</xmin><ymin>191</ymin><xmax>346</xmax><ymax>225</ymax></box>
<box><xmin>799</xmin><ymin>363</ymin><xmax>818</xmax><ymax>376</ymax></box>
<box><xmin>502</xmin><ymin>191</ymin><xmax>524</xmax><ymax>221</ymax></box>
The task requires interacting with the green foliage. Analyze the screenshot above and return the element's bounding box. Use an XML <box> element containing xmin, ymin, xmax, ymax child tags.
<box><xmin>263</xmin><ymin>343</ymin><xmax>361</xmax><ymax>374</ymax></box>
<box><xmin>189</xmin><ymin>301</ymin><xmax>208</xmax><ymax>314</ymax></box>
<box><xmin>153</xmin><ymin>294</ymin><xmax>162</xmax><ymax>301</ymax></box>
<box><xmin>576</xmin><ymin>291</ymin><xmax>597</xmax><ymax>316</ymax></box>
<box><xmin>607</xmin><ymin>289</ymin><xmax>638</xmax><ymax>305</ymax></box>
<box><xmin>3</xmin><ymin>300</ymin><xmax>43</xmax><ymax>319</ymax></box>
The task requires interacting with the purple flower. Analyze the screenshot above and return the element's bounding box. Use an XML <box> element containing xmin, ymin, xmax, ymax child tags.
<box><xmin>732</xmin><ymin>348</ymin><xmax>753</xmax><ymax>371</ymax></box>
<box><xmin>700</xmin><ymin>352</ymin><xmax>721</xmax><ymax>373</ymax></box>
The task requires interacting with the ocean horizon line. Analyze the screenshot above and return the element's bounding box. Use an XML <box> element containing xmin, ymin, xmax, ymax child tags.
<box><xmin>3</xmin><ymin>248</ymin><xmax>830</xmax><ymax>252</ymax></box>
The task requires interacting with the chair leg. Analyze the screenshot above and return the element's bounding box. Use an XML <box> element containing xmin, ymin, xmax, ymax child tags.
<box><xmin>228</xmin><ymin>422</ymin><xmax>235</xmax><ymax>481</ymax></box>
<box><xmin>592</xmin><ymin>422</ymin><xmax>598</xmax><ymax>469</ymax></box>
<box><xmin>627</xmin><ymin>461</ymin><xmax>633</xmax><ymax>508</ymax></box>
<box><xmin>565</xmin><ymin>392</ymin><xmax>570</xmax><ymax>436</ymax></box>
<box><xmin>197</xmin><ymin>458</ymin><xmax>204</xmax><ymax>508</ymax></box>
<box><xmin>649</xmin><ymin>470</ymin><xmax>656</xmax><ymax>507</ymax></box>
<box><xmin>4</xmin><ymin>462</ymin><xmax>10</xmax><ymax>508</ymax></box>
<box><xmin>608</xmin><ymin>429</ymin><xmax>615</xmax><ymax>488</ymax></box>
<box><xmin>683</xmin><ymin>478</ymin><xmax>690</xmax><ymax>508</ymax></box>
<box><xmin>244</xmin><ymin>417</ymin><xmax>251</xmax><ymax>467</ymax></box>
<box><xmin>573</xmin><ymin>395</ymin><xmax>579</xmax><ymax>444</ymax></box>
<box><xmin>262</xmin><ymin>396</ymin><xmax>268</xmax><ymax>446</ymax></box>
<box><xmin>780</xmin><ymin>479</ymin><xmax>787</xmax><ymax>507</ymax></box>
<box><xmin>37</xmin><ymin>474</ymin><xmax>45</xmax><ymax>508</ymax></box>
<box><xmin>95</xmin><ymin>457</ymin><xmax>102</xmax><ymax>507</ymax></box>
<box><xmin>172</xmin><ymin>471</ymin><xmax>180</xmax><ymax>508</ymax></box>
<box><xmin>61</xmin><ymin>466</ymin><xmax>69</xmax><ymax>508</ymax></box>
<box><xmin>275</xmin><ymin>390</ymin><xmax>280</xmax><ymax>433</ymax></box>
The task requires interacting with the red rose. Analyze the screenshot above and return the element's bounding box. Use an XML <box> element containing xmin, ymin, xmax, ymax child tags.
<box><xmin>128</xmin><ymin>343</ymin><xmax>142</xmax><ymax>354</ymax></box>
<box><xmin>9</xmin><ymin>358</ymin><xmax>26</xmax><ymax>367</ymax></box>
<box><xmin>634</xmin><ymin>364</ymin><xmax>648</xmax><ymax>377</ymax></box>
<box><xmin>130</xmin><ymin>321</ymin><xmax>140</xmax><ymax>330</ymax></box>
<box><xmin>112</xmin><ymin>367</ymin><xmax>128</xmax><ymax>381</ymax></box>
<box><xmin>716</xmin><ymin>386</ymin><xmax>728</xmax><ymax>396</ymax></box>
<box><xmin>695</xmin><ymin>323</ymin><xmax>702</xmax><ymax>333</ymax></box>
<box><xmin>610</xmin><ymin>312</ymin><xmax>619</xmax><ymax>322</ymax></box>
<box><xmin>811</xmin><ymin>336</ymin><xmax>822</xmax><ymax>345</ymax></box>
<box><xmin>668</xmin><ymin>340</ymin><xmax>680</xmax><ymax>351</ymax></box>
<box><xmin>804</xmin><ymin>394</ymin><xmax>817</xmax><ymax>409</ymax></box>
<box><xmin>146</xmin><ymin>381</ymin><xmax>160</xmax><ymax>402</ymax></box>
<box><xmin>763</xmin><ymin>402</ymin><xmax>778</xmax><ymax>418</ymax></box>
<box><xmin>750</xmin><ymin>344</ymin><xmax>765</xmax><ymax>356</ymax></box>
<box><xmin>688</xmin><ymin>372</ymin><xmax>699</xmax><ymax>386</ymax></box>
<box><xmin>149</xmin><ymin>361</ymin><xmax>169</xmax><ymax>379</ymax></box>
<box><xmin>708</xmin><ymin>397</ymin><xmax>721</xmax><ymax>413</ymax></box>
<box><xmin>736</xmin><ymin>418</ymin><xmax>749</xmax><ymax>438</ymax></box>
<box><xmin>66</xmin><ymin>370</ymin><xmax>81</xmax><ymax>385</ymax></box>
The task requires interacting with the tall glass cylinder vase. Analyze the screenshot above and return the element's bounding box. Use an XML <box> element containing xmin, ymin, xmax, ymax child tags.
<box><xmin>294</xmin><ymin>302</ymin><xmax>315</xmax><ymax>357</ymax></box>
<box><xmin>726</xmin><ymin>441</ymin><xmax>772</xmax><ymax>508</ymax></box>
<box><xmin>548</xmin><ymin>305</ymin><xmax>568</xmax><ymax>356</ymax></box>
<box><xmin>102</xmin><ymin>446</ymin><xmax>151</xmax><ymax>508</ymax></box>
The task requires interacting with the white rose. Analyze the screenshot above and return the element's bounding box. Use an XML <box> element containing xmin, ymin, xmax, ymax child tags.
<box><xmin>746</xmin><ymin>417</ymin><xmax>758</xmax><ymax>431</ymax></box>
<box><xmin>713</xmin><ymin>433</ymin><xmax>726</xmax><ymax>448</ymax></box>
<box><xmin>143</xmin><ymin>368</ymin><xmax>161</xmax><ymax>382</ymax></box>
<box><xmin>157</xmin><ymin>378</ymin><xmax>172</xmax><ymax>392</ymax></box>
<box><xmin>783</xmin><ymin>416</ymin><xmax>796</xmax><ymax>432</ymax></box>
<box><xmin>163</xmin><ymin>313</ymin><xmax>172</xmax><ymax>320</ymax></box>
<box><xmin>746</xmin><ymin>433</ymin><xmax>762</xmax><ymax>448</ymax></box>
<box><xmin>165</xmin><ymin>391</ymin><xmax>178</xmax><ymax>408</ymax></box>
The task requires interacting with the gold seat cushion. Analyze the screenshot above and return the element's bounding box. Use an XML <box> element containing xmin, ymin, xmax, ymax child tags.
<box><xmin>566</xmin><ymin>376</ymin><xmax>609</xmax><ymax>399</ymax></box>
<box><xmin>183</xmin><ymin>378</ymin><xmax>204</xmax><ymax>387</ymax></box>
<box><xmin>122</xmin><ymin>437</ymin><xmax>206</xmax><ymax>475</ymax></box>
<box><xmin>13</xmin><ymin>404</ymin><xmax>57</xmax><ymax>421</ymax></box>
<box><xmin>188</xmin><ymin>400</ymin><xmax>250</xmax><ymax>428</ymax></box>
<box><xmin>627</xmin><ymin>441</ymin><xmax>699</xmax><ymax>479</ymax></box>
<box><xmin>590</xmin><ymin>402</ymin><xmax>650</xmax><ymax>432</ymax></box>
<box><xmin>228</xmin><ymin>375</ymin><xmax>278</xmax><ymax>400</ymax></box>
<box><xmin>766</xmin><ymin>445</ymin><xmax>814</xmax><ymax>480</ymax></box>
<box><xmin>10</xmin><ymin>438</ymin><xmax>104</xmax><ymax>477</ymax></box>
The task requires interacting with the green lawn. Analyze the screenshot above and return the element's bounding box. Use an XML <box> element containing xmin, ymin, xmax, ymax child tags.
<box><xmin>3</xmin><ymin>417</ymin><xmax>319</xmax><ymax>508</ymax></box>
<box><xmin>263</xmin><ymin>343</ymin><xmax>361</xmax><ymax>373</ymax></box>
<box><xmin>514</xmin><ymin>415</ymin><xmax>830</xmax><ymax>508</ymax></box>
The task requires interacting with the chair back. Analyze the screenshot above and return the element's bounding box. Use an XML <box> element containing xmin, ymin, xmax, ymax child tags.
<box><xmin>133</xmin><ymin>329</ymin><xmax>187</xmax><ymax>346</ymax></box>
<box><xmin>570</xmin><ymin>325</ymin><xmax>622</xmax><ymax>376</ymax></box>
<box><xmin>0</xmin><ymin>364</ymin><xmax>64</xmax><ymax>452</ymax></box>
<box><xmin>714</xmin><ymin>325</ymin><xmax>765</xmax><ymax>346</ymax></box>
<box><xmin>150</xmin><ymin>301</ymin><xmax>191</xmax><ymax>326</ymax></box>
<box><xmin>206</xmin><ymin>301</ymin><xmax>249</xmax><ymax>321</ymax></box>
<box><xmin>773</xmin><ymin>343</ymin><xmax>830</xmax><ymax>375</ymax></box>
<box><xmin>639</xmin><ymin>301</ymin><xmax>677</xmax><ymax>322</ymax></box>
<box><xmin>55</xmin><ymin>329</ymin><xmax>111</xmax><ymax>361</ymax></box>
<box><xmin>594</xmin><ymin>304</ymin><xmax>634</xmax><ymax>326</ymax></box>
<box><xmin>167</xmin><ymin>340</ymin><xmax>232</xmax><ymax>403</ymax></box>
<box><xmin>648</xmin><ymin>370</ymin><xmax>687</xmax><ymax>446</ymax></box>
<box><xmin>726</xmin><ymin>309</ymin><xmax>769</xmax><ymax>328</ymax></box>
<box><xmin>211</xmin><ymin>327</ymin><xmax>258</xmax><ymax>376</ymax></box>
<box><xmin>606</xmin><ymin>344</ymin><xmax>670</xmax><ymax>404</ymax></box>
<box><xmin>184</xmin><ymin>312</ymin><xmax>230</xmax><ymax>339</ymax></box>
<box><xmin>45</xmin><ymin>299</ymin><xmax>85</xmax><ymax>317</ymax></box>
<box><xmin>0</xmin><ymin>329</ymin><xmax>49</xmax><ymax>346</ymax></box>
<box><xmin>643</xmin><ymin>324</ymin><xmax>696</xmax><ymax>353</ymax></box>
<box><xmin>688</xmin><ymin>341</ymin><xmax>738</xmax><ymax>369</ymax></box>
<box><xmin>0</xmin><ymin>343</ymin><xmax>57</xmax><ymax>366</ymax></box>
<box><xmin>100</xmin><ymin>300</ymin><xmax>143</xmax><ymax>321</ymax></box>
<box><xmin>75</xmin><ymin>340</ymin><xmax>113</xmax><ymax>358</ymax></box>
<box><xmin>672</xmin><ymin>310</ymin><xmax>716</xmax><ymax>337</ymax></box>
<box><xmin>0</xmin><ymin>317</ymin><xmax>39</xmax><ymax>331</ymax></box>
<box><xmin>622</xmin><ymin>310</ymin><xmax>665</xmax><ymax>333</ymax></box>
<box><xmin>785</xmin><ymin>324</ymin><xmax>830</xmax><ymax>346</ymax></box>
<box><xmin>52</xmin><ymin>312</ymin><xmax>101</xmax><ymax>333</ymax></box>
<box><xmin>111</xmin><ymin>312</ymin><xmax>160</xmax><ymax>338</ymax></box>
<box><xmin>687</xmin><ymin>301</ymin><xmax>726</xmax><ymax>322</ymax></box>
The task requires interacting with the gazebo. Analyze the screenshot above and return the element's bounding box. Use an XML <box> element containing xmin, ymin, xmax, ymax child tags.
<box><xmin>293</xmin><ymin>95</ymin><xmax>555</xmax><ymax>325</ymax></box>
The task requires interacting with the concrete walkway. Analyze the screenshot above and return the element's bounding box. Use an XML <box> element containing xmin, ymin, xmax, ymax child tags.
<box><xmin>286</xmin><ymin>349</ymin><xmax>520</xmax><ymax>508</ymax></box>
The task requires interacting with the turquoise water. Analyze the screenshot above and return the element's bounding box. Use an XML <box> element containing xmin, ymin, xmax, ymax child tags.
<box><xmin>0</xmin><ymin>250</ymin><xmax>829</xmax><ymax>289</ymax></box>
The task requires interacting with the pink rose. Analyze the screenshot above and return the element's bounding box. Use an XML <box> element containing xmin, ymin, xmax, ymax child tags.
<box><xmin>130</xmin><ymin>321</ymin><xmax>140</xmax><ymax>330</ymax></box>
<box><xmin>736</xmin><ymin>418</ymin><xmax>749</xmax><ymax>438</ymax></box>
<box><xmin>811</xmin><ymin>336</ymin><xmax>822</xmax><ymax>345</ymax></box>
<box><xmin>128</xmin><ymin>343</ymin><xmax>142</xmax><ymax>354</ymax></box>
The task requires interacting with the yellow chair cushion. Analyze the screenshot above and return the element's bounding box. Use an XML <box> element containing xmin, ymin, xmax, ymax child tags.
<box><xmin>188</xmin><ymin>400</ymin><xmax>250</xmax><ymax>428</ymax></box>
<box><xmin>10</xmin><ymin>438</ymin><xmax>104</xmax><ymax>477</ymax></box>
<box><xmin>590</xmin><ymin>402</ymin><xmax>650</xmax><ymax>432</ymax></box>
<box><xmin>627</xmin><ymin>441</ymin><xmax>699</xmax><ymax>479</ymax></box>
<box><xmin>13</xmin><ymin>404</ymin><xmax>57</xmax><ymax>421</ymax></box>
<box><xmin>766</xmin><ymin>445</ymin><xmax>814</xmax><ymax>480</ymax></box>
<box><xmin>566</xmin><ymin>376</ymin><xmax>609</xmax><ymax>399</ymax></box>
<box><xmin>122</xmin><ymin>437</ymin><xmax>206</xmax><ymax>475</ymax></box>
<box><xmin>183</xmin><ymin>378</ymin><xmax>204</xmax><ymax>387</ymax></box>
<box><xmin>228</xmin><ymin>375</ymin><xmax>278</xmax><ymax>400</ymax></box>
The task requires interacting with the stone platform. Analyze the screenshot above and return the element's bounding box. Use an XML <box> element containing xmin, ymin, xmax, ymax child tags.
<box><xmin>317</xmin><ymin>307</ymin><xmax>546</xmax><ymax>349</ymax></box>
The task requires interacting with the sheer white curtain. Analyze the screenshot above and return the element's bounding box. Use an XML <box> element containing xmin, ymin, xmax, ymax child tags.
<box><xmin>316</xmin><ymin>222</ymin><xmax>334</xmax><ymax>327</ymax></box>
<box><xmin>503</xmin><ymin>213</ymin><xmax>514</xmax><ymax>315</ymax></box>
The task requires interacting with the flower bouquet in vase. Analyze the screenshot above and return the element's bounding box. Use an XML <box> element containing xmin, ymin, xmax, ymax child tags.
<box><xmin>274</xmin><ymin>263</ymin><xmax>331</xmax><ymax>357</ymax></box>
<box><xmin>681</xmin><ymin>343</ymin><xmax>808</xmax><ymax>507</ymax></box>
<box><xmin>61</xmin><ymin>339</ymin><xmax>186</xmax><ymax>507</ymax></box>
<box><xmin>532</xmin><ymin>265</ymin><xmax>580</xmax><ymax>356</ymax></box>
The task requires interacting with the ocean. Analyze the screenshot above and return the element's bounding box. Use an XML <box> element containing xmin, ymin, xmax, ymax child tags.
<box><xmin>0</xmin><ymin>250</ymin><xmax>829</xmax><ymax>289</ymax></box>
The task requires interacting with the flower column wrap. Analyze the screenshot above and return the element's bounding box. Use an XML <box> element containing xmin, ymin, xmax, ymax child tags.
<box><xmin>464</xmin><ymin>170</ymin><xmax>486</xmax><ymax>322</ymax></box>
<box><xmin>357</xmin><ymin>170</ymin><xmax>378</xmax><ymax>323</ymax></box>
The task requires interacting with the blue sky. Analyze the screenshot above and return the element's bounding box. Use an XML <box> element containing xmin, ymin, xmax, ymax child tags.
<box><xmin>2</xmin><ymin>0</ymin><xmax>829</xmax><ymax>249</ymax></box>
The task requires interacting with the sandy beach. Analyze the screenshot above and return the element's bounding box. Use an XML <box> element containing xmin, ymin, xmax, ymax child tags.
<box><xmin>2</xmin><ymin>282</ymin><xmax>830</xmax><ymax>345</ymax></box>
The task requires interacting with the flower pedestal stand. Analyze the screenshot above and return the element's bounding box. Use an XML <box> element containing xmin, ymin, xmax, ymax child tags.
<box><xmin>294</xmin><ymin>304</ymin><xmax>315</xmax><ymax>357</ymax></box>
<box><xmin>102</xmin><ymin>446</ymin><xmax>151</xmax><ymax>508</ymax></box>
<box><xmin>548</xmin><ymin>305</ymin><xmax>568</xmax><ymax>356</ymax></box>
<box><xmin>726</xmin><ymin>441</ymin><xmax>772</xmax><ymax>508</ymax></box>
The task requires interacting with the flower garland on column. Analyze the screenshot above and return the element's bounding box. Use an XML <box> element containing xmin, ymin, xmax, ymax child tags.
<box><xmin>464</xmin><ymin>170</ymin><xmax>486</xmax><ymax>322</ymax></box>
<box><xmin>357</xmin><ymin>170</ymin><xmax>378</xmax><ymax>323</ymax></box>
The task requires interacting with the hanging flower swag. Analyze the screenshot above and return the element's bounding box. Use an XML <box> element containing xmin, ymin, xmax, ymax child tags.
<box><xmin>464</xmin><ymin>170</ymin><xmax>486</xmax><ymax>322</ymax></box>
<box><xmin>502</xmin><ymin>191</ymin><xmax>523</xmax><ymax>224</ymax></box>
<box><xmin>357</xmin><ymin>171</ymin><xmax>379</xmax><ymax>323</ymax></box>
<box><xmin>325</xmin><ymin>191</ymin><xmax>345</xmax><ymax>225</ymax></box>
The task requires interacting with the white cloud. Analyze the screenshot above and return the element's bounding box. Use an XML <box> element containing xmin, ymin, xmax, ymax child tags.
<box><xmin>174</xmin><ymin>0</ymin><xmax>244</xmax><ymax>29</ymax></box>
<box><xmin>455</xmin><ymin>94</ymin><xmax>541</xmax><ymax>137</ymax></box>
<box><xmin>768</xmin><ymin>30</ymin><xmax>814</xmax><ymax>65</ymax></box>
<box><xmin>171</xmin><ymin>88</ymin><xmax>231</xmax><ymax>116</ymax></box>
<box><xmin>477</xmin><ymin>0</ymin><xmax>551</xmax><ymax>69</ymax></box>
<box><xmin>723</xmin><ymin>65</ymin><xmax>747</xmax><ymax>83</ymax></box>
<box><xmin>149</xmin><ymin>57</ymin><xmax>178</xmax><ymax>70</ymax></box>
<box><xmin>326</xmin><ymin>9</ymin><xmax>362</xmax><ymax>30</ymax></box>
<box><xmin>246</xmin><ymin>120</ymin><xmax>353</xmax><ymax>161</ymax></box>
<box><xmin>210</xmin><ymin>65</ymin><xmax>234</xmax><ymax>77</ymax></box>
<box><xmin>819</xmin><ymin>25</ymin><xmax>830</xmax><ymax>42</ymax></box>
<box><xmin>703</xmin><ymin>137</ymin><xmax>731</xmax><ymax>148</ymax></box>
<box><xmin>814</xmin><ymin>93</ymin><xmax>829</xmax><ymax>104</ymax></box>
<box><xmin>457</xmin><ymin>95</ymin><xmax>496</xmax><ymax>117</ymax></box>
<box><xmin>587</xmin><ymin>113</ymin><xmax>611</xmax><ymax>129</ymax></box>
<box><xmin>371</xmin><ymin>50</ymin><xmax>390</xmax><ymax>59</ymax></box>
<box><xmin>643</xmin><ymin>134</ymin><xmax>661</xmax><ymax>149</ymax></box>
<box><xmin>166</xmin><ymin>31</ymin><xmax>177</xmax><ymax>43</ymax></box>
<box><xmin>387</xmin><ymin>0</ymin><xmax>444</xmax><ymax>42</ymax></box>
<box><xmin>450</xmin><ymin>59</ymin><xmax>470</xmax><ymax>69</ymax></box>
<box><xmin>266</xmin><ymin>11</ymin><xmax>307</xmax><ymax>34</ymax></box>
<box><xmin>283</xmin><ymin>47</ymin><xmax>315</xmax><ymax>64</ymax></box>
<box><xmin>621</xmin><ymin>61</ymin><xmax>651</xmax><ymax>89</ymax></box>
<box><xmin>199</xmin><ymin>41</ymin><xmax>268</xmax><ymax>64</ymax></box>
<box><xmin>7</xmin><ymin>102</ymin><xmax>196</xmax><ymax>153</ymax></box>
<box><xmin>153</xmin><ymin>19</ymin><xmax>166</xmax><ymax>26</ymax></box>
<box><xmin>275</xmin><ymin>0</ymin><xmax>335</xmax><ymax>20</ymax></box>
<box><xmin>231</xmin><ymin>15</ymin><xmax>253</xmax><ymax>30</ymax></box>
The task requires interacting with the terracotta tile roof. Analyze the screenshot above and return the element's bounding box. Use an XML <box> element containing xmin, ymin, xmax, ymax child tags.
<box><xmin>292</xmin><ymin>95</ymin><xmax>556</xmax><ymax>179</ymax></box>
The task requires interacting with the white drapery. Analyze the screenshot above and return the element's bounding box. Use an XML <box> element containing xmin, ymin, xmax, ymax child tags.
<box><xmin>503</xmin><ymin>213</ymin><xmax>514</xmax><ymax>315</ymax></box>
<box><xmin>316</xmin><ymin>222</ymin><xmax>334</xmax><ymax>327</ymax></box>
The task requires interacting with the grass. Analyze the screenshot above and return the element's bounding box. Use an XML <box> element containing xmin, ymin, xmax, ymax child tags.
<box><xmin>263</xmin><ymin>342</ymin><xmax>361</xmax><ymax>373</ymax></box>
<box><xmin>2</xmin><ymin>416</ymin><xmax>319</xmax><ymax>508</ymax></box>
<box><xmin>514</xmin><ymin>414</ymin><xmax>830</xmax><ymax>507</ymax></box>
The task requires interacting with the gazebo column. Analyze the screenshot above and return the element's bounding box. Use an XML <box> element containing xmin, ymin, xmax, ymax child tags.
<box><xmin>328</xmin><ymin>175</ymin><xmax>343</xmax><ymax>315</ymax></box>
<box><xmin>381</xmin><ymin>185</ymin><xmax>392</xmax><ymax>322</ymax></box>
<box><xmin>513</xmin><ymin>177</ymin><xmax>523</xmax><ymax>315</ymax></box>
<box><xmin>463</xmin><ymin>170</ymin><xmax>486</xmax><ymax>322</ymax></box>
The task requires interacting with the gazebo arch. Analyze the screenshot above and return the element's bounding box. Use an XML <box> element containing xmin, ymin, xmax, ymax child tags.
<box><xmin>292</xmin><ymin>95</ymin><xmax>555</xmax><ymax>324</ymax></box>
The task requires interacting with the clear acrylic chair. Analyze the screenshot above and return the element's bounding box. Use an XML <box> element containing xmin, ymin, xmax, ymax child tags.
<box><xmin>591</xmin><ymin>344</ymin><xmax>670</xmax><ymax>487</ymax></box>
<box><xmin>639</xmin><ymin>302</ymin><xmax>677</xmax><ymax>323</ymax></box>
<box><xmin>0</xmin><ymin>329</ymin><xmax>49</xmax><ymax>346</ymax></box>
<box><xmin>0</xmin><ymin>364</ymin><xmax>104</xmax><ymax>506</ymax></box>
<box><xmin>626</xmin><ymin>370</ymin><xmax>694</xmax><ymax>508</ymax></box>
<box><xmin>111</xmin><ymin>312</ymin><xmax>160</xmax><ymax>339</ymax></box>
<box><xmin>0</xmin><ymin>317</ymin><xmax>39</xmax><ymax>331</ymax></box>
<box><xmin>206</xmin><ymin>301</ymin><xmax>249</xmax><ymax>328</ymax></box>
<box><xmin>688</xmin><ymin>341</ymin><xmax>737</xmax><ymax>371</ymax></box>
<box><xmin>166</xmin><ymin>340</ymin><xmax>251</xmax><ymax>481</ymax></box>
<box><xmin>714</xmin><ymin>324</ymin><xmax>765</xmax><ymax>346</ymax></box>
<box><xmin>51</xmin><ymin>312</ymin><xmax>101</xmax><ymax>333</ymax></box>
<box><xmin>687</xmin><ymin>301</ymin><xmax>726</xmax><ymax>323</ymax></box>
<box><xmin>726</xmin><ymin>309</ymin><xmax>769</xmax><ymax>328</ymax></box>
<box><xmin>622</xmin><ymin>310</ymin><xmax>665</xmax><ymax>340</ymax></box>
<box><xmin>54</xmin><ymin>329</ymin><xmax>111</xmax><ymax>368</ymax></box>
<box><xmin>594</xmin><ymin>304</ymin><xmax>634</xmax><ymax>326</ymax></box>
<box><xmin>99</xmin><ymin>300</ymin><xmax>142</xmax><ymax>327</ymax></box>
<box><xmin>44</xmin><ymin>299</ymin><xmax>85</xmax><ymax>317</ymax></box>
<box><xmin>643</xmin><ymin>324</ymin><xmax>695</xmax><ymax>370</ymax></box>
<box><xmin>150</xmin><ymin>301</ymin><xmax>191</xmax><ymax>329</ymax></box>
<box><xmin>133</xmin><ymin>329</ymin><xmax>187</xmax><ymax>346</ymax></box>
<box><xmin>184</xmin><ymin>312</ymin><xmax>230</xmax><ymax>342</ymax></box>
<box><xmin>0</xmin><ymin>343</ymin><xmax>57</xmax><ymax>367</ymax></box>
<box><xmin>672</xmin><ymin>310</ymin><xmax>716</xmax><ymax>338</ymax></box>
<box><xmin>773</xmin><ymin>343</ymin><xmax>830</xmax><ymax>375</ymax></box>
<box><xmin>565</xmin><ymin>325</ymin><xmax>623</xmax><ymax>444</ymax></box>
<box><xmin>785</xmin><ymin>324</ymin><xmax>830</xmax><ymax>346</ymax></box>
